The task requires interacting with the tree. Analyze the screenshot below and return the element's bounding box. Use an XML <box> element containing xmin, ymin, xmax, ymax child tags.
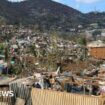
<box><xmin>78</xmin><ymin>37</ymin><xmax>87</xmax><ymax>45</ymax></box>
<box><xmin>4</xmin><ymin>46</ymin><xmax>9</xmax><ymax>61</ymax></box>
<box><xmin>30</xmin><ymin>45</ymin><xmax>37</xmax><ymax>57</ymax></box>
<box><xmin>0</xmin><ymin>43</ymin><xmax>5</xmax><ymax>51</ymax></box>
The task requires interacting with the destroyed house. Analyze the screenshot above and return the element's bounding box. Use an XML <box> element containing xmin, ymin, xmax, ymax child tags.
<box><xmin>87</xmin><ymin>40</ymin><xmax>105</xmax><ymax>59</ymax></box>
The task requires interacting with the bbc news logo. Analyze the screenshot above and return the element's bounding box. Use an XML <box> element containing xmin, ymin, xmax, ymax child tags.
<box><xmin>0</xmin><ymin>91</ymin><xmax>14</xmax><ymax>97</ymax></box>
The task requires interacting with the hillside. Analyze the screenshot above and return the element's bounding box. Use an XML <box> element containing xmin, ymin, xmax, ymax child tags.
<box><xmin>0</xmin><ymin>0</ymin><xmax>88</xmax><ymax>31</ymax></box>
<box><xmin>0</xmin><ymin>0</ymin><xmax>105</xmax><ymax>31</ymax></box>
<box><xmin>86</xmin><ymin>12</ymin><xmax>105</xmax><ymax>27</ymax></box>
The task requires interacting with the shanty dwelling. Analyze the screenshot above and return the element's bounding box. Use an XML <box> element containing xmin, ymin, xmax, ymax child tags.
<box><xmin>87</xmin><ymin>40</ymin><xmax>105</xmax><ymax>59</ymax></box>
<box><xmin>0</xmin><ymin>76</ymin><xmax>16</xmax><ymax>105</ymax></box>
<box><xmin>0</xmin><ymin>75</ymin><xmax>105</xmax><ymax>105</ymax></box>
<box><xmin>0</xmin><ymin>77</ymin><xmax>32</xmax><ymax>105</ymax></box>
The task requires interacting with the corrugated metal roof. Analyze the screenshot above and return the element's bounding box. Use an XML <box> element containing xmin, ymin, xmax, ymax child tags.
<box><xmin>31</xmin><ymin>88</ymin><xmax>103</xmax><ymax>105</ymax></box>
<box><xmin>87</xmin><ymin>40</ymin><xmax>105</xmax><ymax>47</ymax></box>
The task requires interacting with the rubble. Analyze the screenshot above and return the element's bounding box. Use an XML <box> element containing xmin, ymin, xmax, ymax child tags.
<box><xmin>0</xmin><ymin>25</ymin><xmax>105</xmax><ymax>104</ymax></box>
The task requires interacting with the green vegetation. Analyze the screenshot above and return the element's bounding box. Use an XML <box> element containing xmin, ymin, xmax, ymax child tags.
<box><xmin>77</xmin><ymin>37</ymin><xmax>87</xmax><ymax>45</ymax></box>
<box><xmin>4</xmin><ymin>46</ymin><xmax>9</xmax><ymax>61</ymax></box>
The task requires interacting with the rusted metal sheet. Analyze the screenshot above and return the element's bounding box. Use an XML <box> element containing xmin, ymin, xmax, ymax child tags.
<box><xmin>31</xmin><ymin>88</ymin><xmax>105</xmax><ymax>105</ymax></box>
<box><xmin>89</xmin><ymin>47</ymin><xmax>105</xmax><ymax>59</ymax></box>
